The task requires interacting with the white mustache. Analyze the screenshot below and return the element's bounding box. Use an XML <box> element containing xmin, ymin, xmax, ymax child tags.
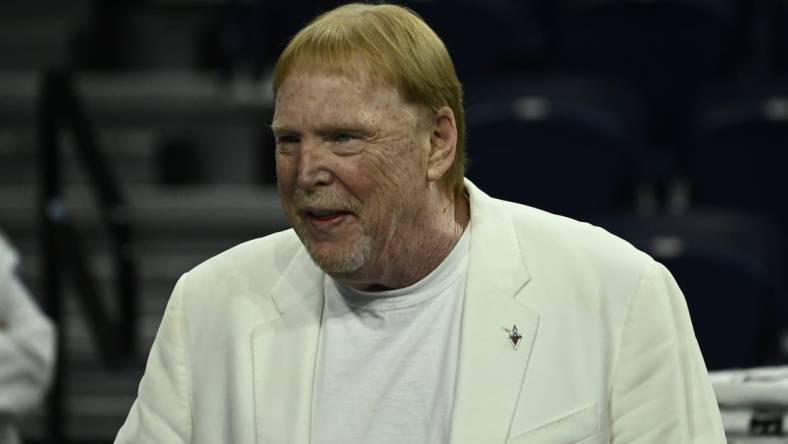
<box><xmin>293</xmin><ymin>188</ymin><xmax>361</xmax><ymax>213</ymax></box>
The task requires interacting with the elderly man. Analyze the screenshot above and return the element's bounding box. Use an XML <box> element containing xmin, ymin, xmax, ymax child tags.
<box><xmin>116</xmin><ymin>3</ymin><xmax>725</xmax><ymax>443</ymax></box>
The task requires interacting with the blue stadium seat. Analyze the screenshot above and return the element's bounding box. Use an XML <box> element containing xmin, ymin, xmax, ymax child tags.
<box><xmin>596</xmin><ymin>209</ymin><xmax>788</xmax><ymax>370</ymax></box>
<box><xmin>200</xmin><ymin>0</ymin><xmax>349</xmax><ymax>75</ymax></box>
<box><xmin>465</xmin><ymin>76</ymin><xmax>648</xmax><ymax>219</ymax></box>
<box><xmin>555</xmin><ymin>0</ymin><xmax>743</xmax><ymax>145</ymax></box>
<box><xmin>402</xmin><ymin>0</ymin><xmax>547</xmax><ymax>83</ymax></box>
<box><xmin>204</xmin><ymin>0</ymin><xmax>548</xmax><ymax>80</ymax></box>
<box><xmin>692</xmin><ymin>81</ymin><xmax>788</xmax><ymax>229</ymax></box>
<box><xmin>774</xmin><ymin>0</ymin><xmax>788</xmax><ymax>74</ymax></box>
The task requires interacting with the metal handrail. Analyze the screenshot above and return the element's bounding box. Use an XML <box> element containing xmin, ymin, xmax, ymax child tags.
<box><xmin>38</xmin><ymin>69</ymin><xmax>138</xmax><ymax>442</ymax></box>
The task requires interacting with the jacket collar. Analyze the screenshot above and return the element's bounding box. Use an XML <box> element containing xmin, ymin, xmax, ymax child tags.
<box><xmin>450</xmin><ymin>179</ymin><xmax>540</xmax><ymax>443</ymax></box>
<box><xmin>253</xmin><ymin>246</ymin><xmax>324</xmax><ymax>444</ymax></box>
<box><xmin>463</xmin><ymin>179</ymin><xmax>532</xmax><ymax>296</ymax></box>
<box><xmin>270</xmin><ymin>246</ymin><xmax>324</xmax><ymax>315</ymax></box>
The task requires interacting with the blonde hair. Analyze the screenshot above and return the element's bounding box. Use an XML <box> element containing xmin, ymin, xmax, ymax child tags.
<box><xmin>273</xmin><ymin>3</ymin><xmax>466</xmax><ymax>196</ymax></box>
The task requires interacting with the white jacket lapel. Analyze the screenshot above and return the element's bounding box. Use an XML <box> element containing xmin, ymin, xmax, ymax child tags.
<box><xmin>252</xmin><ymin>247</ymin><xmax>324</xmax><ymax>444</ymax></box>
<box><xmin>451</xmin><ymin>181</ymin><xmax>541</xmax><ymax>444</ymax></box>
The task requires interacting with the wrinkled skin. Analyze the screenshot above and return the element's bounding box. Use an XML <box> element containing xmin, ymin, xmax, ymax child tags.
<box><xmin>273</xmin><ymin>71</ymin><xmax>468</xmax><ymax>290</ymax></box>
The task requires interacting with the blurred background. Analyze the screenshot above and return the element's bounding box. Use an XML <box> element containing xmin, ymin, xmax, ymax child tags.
<box><xmin>0</xmin><ymin>0</ymin><xmax>787</xmax><ymax>442</ymax></box>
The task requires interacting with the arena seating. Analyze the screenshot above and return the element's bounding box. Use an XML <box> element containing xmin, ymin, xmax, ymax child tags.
<box><xmin>692</xmin><ymin>80</ymin><xmax>788</xmax><ymax>229</ymax></box>
<box><xmin>553</xmin><ymin>0</ymin><xmax>745</xmax><ymax>156</ymax></box>
<box><xmin>465</xmin><ymin>75</ymin><xmax>648</xmax><ymax>219</ymax></box>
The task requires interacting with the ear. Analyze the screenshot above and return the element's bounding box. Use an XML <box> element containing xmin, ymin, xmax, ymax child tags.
<box><xmin>426</xmin><ymin>106</ymin><xmax>458</xmax><ymax>183</ymax></box>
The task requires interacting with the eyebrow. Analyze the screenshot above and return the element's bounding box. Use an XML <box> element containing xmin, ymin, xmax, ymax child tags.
<box><xmin>270</xmin><ymin>123</ymin><xmax>373</xmax><ymax>136</ymax></box>
<box><xmin>270</xmin><ymin>122</ymin><xmax>294</xmax><ymax>134</ymax></box>
<box><xmin>316</xmin><ymin>125</ymin><xmax>370</xmax><ymax>135</ymax></box>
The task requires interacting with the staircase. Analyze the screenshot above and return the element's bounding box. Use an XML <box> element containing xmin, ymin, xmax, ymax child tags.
<box><xmin>0</xmin><ymin>2</ymin><xmax>288</xmax><ymax>441</ymax></box>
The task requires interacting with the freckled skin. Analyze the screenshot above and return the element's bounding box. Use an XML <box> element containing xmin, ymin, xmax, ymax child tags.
<box><xmin>273</xmin><ymin>71</ymin><xmax>469</xmax><ymax>291</ymax></box>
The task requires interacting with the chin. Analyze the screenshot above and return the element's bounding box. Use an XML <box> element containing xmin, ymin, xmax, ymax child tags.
<box><xmin>305</xmin><ymin>237</ymin><xmax>374</xmax><ymax>276</ymax></box>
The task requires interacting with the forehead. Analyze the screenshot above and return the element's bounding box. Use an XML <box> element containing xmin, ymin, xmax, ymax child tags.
<box><xmin>276</xmin><ymin>71</ymin><xmax>387</xmax><ymax>106</ymax></box>
<box><xmin>273</xmin><ymin>70</ymin><xmax>417</xmax><ymax>129</ymax></box>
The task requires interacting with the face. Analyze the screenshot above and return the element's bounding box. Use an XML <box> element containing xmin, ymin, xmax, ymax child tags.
<box><xmin>272</xmin><ymin>71</ymin><xmax>433</xmax><ymax>281</ymax></box>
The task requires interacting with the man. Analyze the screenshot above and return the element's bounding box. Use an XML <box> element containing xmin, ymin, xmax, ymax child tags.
<box><xmin>0</xmin><ymin>230</ymin><xmax>56</xmax><ymax>444</ymax></box>
<box><xmin>116</xmin><ymin>3</ymin><xmax>726</xmax><ymax>443</ymax></box>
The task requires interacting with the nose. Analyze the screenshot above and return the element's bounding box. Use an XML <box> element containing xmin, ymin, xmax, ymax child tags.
<box><xmin>296</xmin><ymin>139</ymin><xmax>333</xmax><ymax>190</ymax></box>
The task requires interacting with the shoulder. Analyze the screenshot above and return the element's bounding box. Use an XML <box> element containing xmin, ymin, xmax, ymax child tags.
<box><xmin>501</xmin><ymin>198</ymin><xmax>652</xmax><ymax>276</ymax></box>
<box><xmin>487</xmin><ymin>197</ymin><xmax>656</xmax><ymax>314</ymax></box>
<box><xmin>189</xmin><ymin>229</ymin><xmax>302</xmax><ymax>281</ymax></box>
<box><xmin>174</xmin><ymin>229</ymin><xmax>305</xmax><ymax>314</ymax></box>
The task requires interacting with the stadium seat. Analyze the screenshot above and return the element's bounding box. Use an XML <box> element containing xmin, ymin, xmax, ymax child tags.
<box><xmin>692</xmin><ymin>81</ymin><xmax>788</xmax><ymax>229</ymax></box>
<box><xmin>773</xmin><ymin>0</ymin><xmax>788</xmax><ymax>74</ymax></box>
<box><xmin>555</xmin><ymin>0</ymin><xmax>743</xmax><ymax>145</ymax></box>
<box><xmin>465</xmin><ymin>76</ymin><xmax>649</xmax><ymax>219</ymax></box>
<box><xmin>402</xmin><ymin>0</ymin><xmax>547</xmax><ymax>83</ymax></box>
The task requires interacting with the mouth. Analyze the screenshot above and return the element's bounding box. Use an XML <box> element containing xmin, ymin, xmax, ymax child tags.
<box><xmin>301</xmin><ymin>207</ymin><xmax>354</xmax><ymax>226</ymax></box>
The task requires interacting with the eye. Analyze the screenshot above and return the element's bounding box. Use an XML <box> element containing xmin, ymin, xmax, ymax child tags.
<box><xmin>276</xmin><ymin>134</ymin><xmax>300</xmax><ymax>145</ymax></box>
<box><xmin>274</xmin><ymin>134</ymin><xmax>300</xmax><ymax>155</ymax></box>
<box><xmin>330</xmin><ymin>132</ymin><xmax>356</xmax><ymax>143</ymax></box>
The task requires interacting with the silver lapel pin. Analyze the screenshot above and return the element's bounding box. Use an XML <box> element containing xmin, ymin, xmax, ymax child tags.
<box><xmin>503</xmin><ymin>325</ymin><xmax>523</xmax><ymax>350</ymax></box>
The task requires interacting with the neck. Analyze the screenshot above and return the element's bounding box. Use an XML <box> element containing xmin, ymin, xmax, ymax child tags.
<box><xmin>339</xmin><ymin>185</ymin><xmax>470</xmax><ymax>291</ymax></box>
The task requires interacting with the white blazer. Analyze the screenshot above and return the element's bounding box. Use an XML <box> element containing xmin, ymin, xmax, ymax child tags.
<box><xmin>116</xmin><ymin>180</ymin><xmax>726</xmax><ymax>443</ymax></box>
<box><xmin>0</xmin><ymin>232</ymin><xmax>56</xmax><ymax>444</ymax></box>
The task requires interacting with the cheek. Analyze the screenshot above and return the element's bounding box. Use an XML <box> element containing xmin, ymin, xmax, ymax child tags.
<box><xmin>354</xmin><ymin>151</ymin><xmax>422</xmax><ymax>227</ymax></box>
<box><xmin>274</xmin><ymin>157</ymin><xmax>299</xmax><ymax>214</ymax></box>
<box><xmin>275</xmin><ymin>155</ymin><xmax>296</xmax><ymax>186</ymax></box>
<box><xmin>364</xmin><ymin>141</ymin><xmax>424</xmax><ymax>189</ymax></box>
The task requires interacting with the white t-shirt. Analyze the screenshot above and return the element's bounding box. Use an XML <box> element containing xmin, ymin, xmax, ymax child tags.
<box><xmin>311</xmin><ymin>228</ymin><xmax>471</xmax><ymax>444</ymax></box>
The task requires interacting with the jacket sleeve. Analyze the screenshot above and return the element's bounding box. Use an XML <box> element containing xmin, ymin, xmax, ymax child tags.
<box><xmin>0</xmin><ymin>267</ymin><xmax>56</xmax><ymax>417</ymax></box>
<box><xmin>115</xmin><ymin>273</ymin><xmax>193</xmax><ymax>443</ymax></box>
<box><xmin>609</xmin><ymin>260</ymin><xmax>727</xmax><ymax>443</ymax></box>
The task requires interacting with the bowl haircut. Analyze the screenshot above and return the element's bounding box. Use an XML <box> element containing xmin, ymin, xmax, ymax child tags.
<box><xmin>273</xmin><ymin>3</ymin><xmax>466</xmax><ymax>197</ymax></box>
